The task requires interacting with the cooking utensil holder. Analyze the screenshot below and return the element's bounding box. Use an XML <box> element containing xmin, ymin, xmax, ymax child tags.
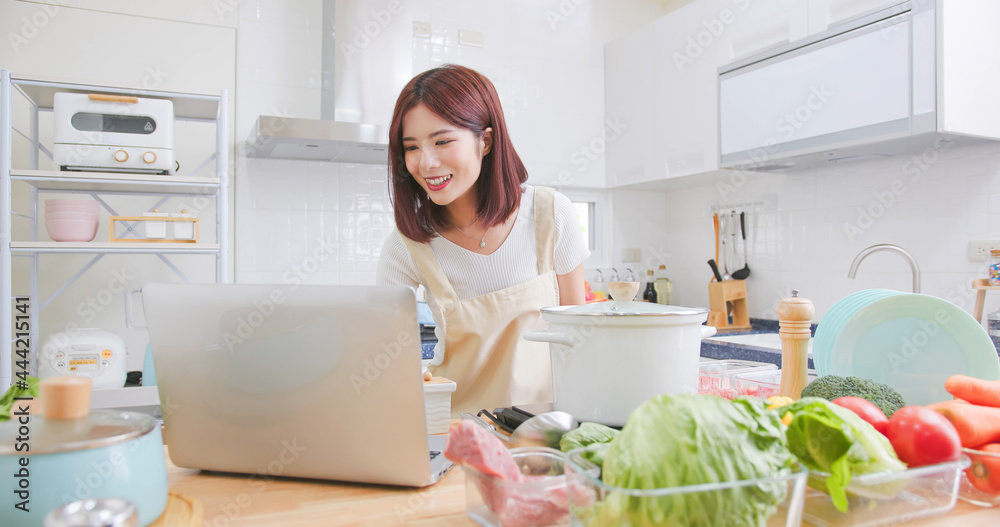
<box><xmin>707</xmin><ymin>280</ymin><xmax>750</xmax><ymax>330</ymax></box>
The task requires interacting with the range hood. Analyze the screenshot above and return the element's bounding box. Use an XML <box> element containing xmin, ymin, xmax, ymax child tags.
<box><xmin>247</xmin><ymin>116</ymin><xmax>387</xmax><ymax>164</ymax></box>
<box><xmin>246</xmin><ymin>0</ymin><xmax>401</xmax><ymax>165</ymax></box>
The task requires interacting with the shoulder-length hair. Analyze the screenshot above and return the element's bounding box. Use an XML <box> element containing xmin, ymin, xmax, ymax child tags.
<box><xmin>388</xmin><ymin>64</ymin><xmax>527</xmax><ymax>243</ymax></box>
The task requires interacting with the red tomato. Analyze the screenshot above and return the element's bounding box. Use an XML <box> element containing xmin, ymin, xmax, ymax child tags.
<box><xmin>832</xmin><ymin>396</ymin><xmax>889</xmax><ymax>435</ymax></box>
<box><xmin>886</xmin><ymin>406</ymin><xmax>962</xmax><ymax>467</ymax></box>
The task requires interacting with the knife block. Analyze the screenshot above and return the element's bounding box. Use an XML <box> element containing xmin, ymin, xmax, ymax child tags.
<box><xmin>707</xmin><ymin>280</ymin><xmax>750</xmax><ymax>330</ymax></box>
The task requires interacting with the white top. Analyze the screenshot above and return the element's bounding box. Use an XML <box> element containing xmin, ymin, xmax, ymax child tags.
<box><xmin>377</xmin><ymin>186</ymin><xmax>590</xmax><ymax>356</ymax></box>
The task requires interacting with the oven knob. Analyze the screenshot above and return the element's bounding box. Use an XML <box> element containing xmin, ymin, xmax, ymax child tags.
<box><xmin>114</xmin><ymin>149</ymin><xmax>129</xmax><ymax>162</ymax></box>
<box><xmin>142</xmin><ymin>151</ymin><xmax>157</xmax><ymax>164</ymax></box>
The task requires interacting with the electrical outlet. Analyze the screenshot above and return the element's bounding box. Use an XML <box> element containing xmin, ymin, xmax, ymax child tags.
<box><xmin>412</xmin><ymin>21</ymin><xmax>431</xmax><ymax>39</ymax></box>
<box><xmin>622</xmin><ymin>248</ymin><xmax>641</xmax><ymax>262</ymax></box>
<box><xmin>968</xmin><ymin>239</ymin><xmax>1000</xmax><ymax>262</ymax></box>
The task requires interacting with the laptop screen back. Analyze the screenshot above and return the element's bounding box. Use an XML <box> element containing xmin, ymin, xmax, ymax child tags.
<box><xmin>143</xmin><ymin>283</ymin><xmax>434</xmax><ymax>486</ymax></box>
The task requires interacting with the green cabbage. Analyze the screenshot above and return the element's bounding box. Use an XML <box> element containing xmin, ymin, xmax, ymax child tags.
<box><xmin>560</xmin><ymin>422</ymin><xmax>619</xmax><ymax>466</ymax></box>
<box><xmin>587</xmin><ymin>394</ymin><xmax>796</xmax><ymax>526</ymax></box>
<box><xmin>778</xmin><ymin>397</ymin><xmax>906</xmax><ymax>512</ymax></box>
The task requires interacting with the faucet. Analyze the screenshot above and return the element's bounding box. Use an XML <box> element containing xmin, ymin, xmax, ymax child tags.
<box><xmin>847</xmin><ymin>244</ymin><xmax>921</xmax><ymax>293</ymax></box>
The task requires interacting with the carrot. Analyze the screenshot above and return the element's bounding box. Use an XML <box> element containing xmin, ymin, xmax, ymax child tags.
<box><xmin>966</xmin><ymin>443</ymin><xmax>1000</xmax><ymax>496</ymax></box>
<box><xmin>926</xmin><ymin>399</ymin><xmax>969</xmax><ymax>411</ymax></box>
<box><xmin>936</xmin><ymin>403</ymin><xmax>1000</xmax><ymax>448</ymax></box>
<box><xmin>944</xmin><ymin>375</ymin><xmax>1000</xmax><ymax>408</ymax></box>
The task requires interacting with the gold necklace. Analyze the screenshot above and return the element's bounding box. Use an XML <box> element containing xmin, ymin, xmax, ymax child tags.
<box><xmin>453</xmin><ymin>222</ymin><xmax>490</xmax><ymax>249</ymax></box>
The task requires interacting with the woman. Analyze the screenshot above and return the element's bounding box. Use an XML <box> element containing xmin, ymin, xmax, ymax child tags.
<box><xmin>376</xmin><ymin>64</ymin><xmax>589</xmax><ymax>415</ymax></box>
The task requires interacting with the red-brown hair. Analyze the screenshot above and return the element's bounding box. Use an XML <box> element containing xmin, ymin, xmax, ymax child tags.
<box><xmin>388</xmin><ymin>64</ymin><xmax>527</xmax><ymax>243</ymax></box>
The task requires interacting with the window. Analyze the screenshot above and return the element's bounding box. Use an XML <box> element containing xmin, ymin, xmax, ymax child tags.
<box><xmin>563</xmin><ymin>189</ymin><xmax>608</xmax><ymax>267</ymax></box>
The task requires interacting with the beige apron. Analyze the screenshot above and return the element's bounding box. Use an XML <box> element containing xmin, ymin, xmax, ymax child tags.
<box><xmin>402</xmin><ymin>186</ymin><xmax>559</xmax><ymax>416</ymax></box>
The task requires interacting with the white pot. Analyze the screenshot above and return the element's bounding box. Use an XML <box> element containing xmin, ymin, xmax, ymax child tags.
<box><xmin>523</xmin><ymin>301</ymin><xmax>716</xmax><ymax>427</ymax></box>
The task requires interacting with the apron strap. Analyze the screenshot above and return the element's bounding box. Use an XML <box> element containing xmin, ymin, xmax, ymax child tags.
<box><xmin>400</xmin><ymin>235</ymin><xmax>459</xmax><ymax>305</ymax></box>
<box><xmin>533</xmin><ymin>186</ymin><xmax>556</xmax><ymax>275</ymax></box>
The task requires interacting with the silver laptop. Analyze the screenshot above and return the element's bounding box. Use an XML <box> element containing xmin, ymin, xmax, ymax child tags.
<box><xmin>141</xmin><ymin>282</ymin><xmax>454</xmax><ymax>487</ymax></box>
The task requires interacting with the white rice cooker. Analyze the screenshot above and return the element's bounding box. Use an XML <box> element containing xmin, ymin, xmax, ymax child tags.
<box><xmin>38</xmin><ymin>328</ymin><xmax>128</xmax><ymax>390</ymax></box>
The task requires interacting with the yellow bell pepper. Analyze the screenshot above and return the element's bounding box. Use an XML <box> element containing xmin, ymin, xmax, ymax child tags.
<box><xmin>766</xmin><ymin>396</ymin><xmax>795</xmax><ymax>426</ymax></box>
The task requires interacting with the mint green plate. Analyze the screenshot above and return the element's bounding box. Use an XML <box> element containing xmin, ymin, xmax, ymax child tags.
<box><xmin>827</xmin><ymin>294</ymin><xmax>1000</xmax><ymax>406</ymax></box>
<box><xmin>815</xmin><ymin>289</ymin><xmax>900</xmax><ymax>376</ymax></box>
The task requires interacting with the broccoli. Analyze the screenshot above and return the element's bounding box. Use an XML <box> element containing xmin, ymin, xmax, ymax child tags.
<box><xmin>800</xmin><ymin>375</ymin><xmax>906</xmax><ymax>417</ymax></box>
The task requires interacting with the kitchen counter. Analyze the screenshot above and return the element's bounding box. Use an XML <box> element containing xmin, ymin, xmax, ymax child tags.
<box><xmin>164</xmin><ymin>445</ymin><xmax>1000</xmax><ymax>526</ymax></box>
<box><xmin>701</xmin><ymin>318</ymin><xmax>815</xmax><ymax>369</ymax></box>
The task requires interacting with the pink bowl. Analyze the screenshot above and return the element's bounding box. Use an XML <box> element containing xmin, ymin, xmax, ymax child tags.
<box><xmin>45</xmin><ymin>211</ymin><xmax>99</xmax><ymax>221</ymax></box>
<box><xmin>45</xmin><ymin>218</ymin><xmax>99</xmax><ymax>242</ymax></box>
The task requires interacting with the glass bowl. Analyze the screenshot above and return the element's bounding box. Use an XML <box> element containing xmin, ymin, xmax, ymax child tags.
<box><xmin>697</xmin><ymin>359</ymin><xmax>777</xmax><ymax>399</ymax></box>
<box><xmin>564</xmin><ymin>448</ymin><xmax>809</xmax><ymax>526</ymax></box>
<box><xmin>464</xmin><ymin>446</ymin><xmax>570</xmax><ymax>527</ymax></box>
<box><xmin>959</xmin><ymin>447</ymin><xmax>1000</xmax><ymax>507</ymax></box>
<box><xmin>803</xmin><ymin>456</ymin><xmax>970</xmax><ymax>526</ymax></box>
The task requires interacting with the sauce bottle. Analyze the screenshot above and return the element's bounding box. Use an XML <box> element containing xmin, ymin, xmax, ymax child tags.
<box><xmin>643</xmin><ymin>269</ymin><xmax>657</xmax><ymax>303</ymax></box>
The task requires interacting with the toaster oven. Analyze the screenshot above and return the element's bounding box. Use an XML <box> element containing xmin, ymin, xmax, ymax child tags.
<box><xmin>53</xmin><ymin>92</ymin><xmax>174</xmax><ymax>175</ymax></box>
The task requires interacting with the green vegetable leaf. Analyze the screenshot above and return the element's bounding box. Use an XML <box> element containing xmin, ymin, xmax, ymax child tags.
<box><xmin>781</xmin><ymin>397</ymin><xmax>906</xmax><ymax>512</ymax></box>
<box><xmin>593</xmin><ymin>394</ymin><xmax>795</xmax><ymax>527</ymax></box>
<box><xmin>0</xmin><ymin>377</ymin><xmax>40</xmax><ymax>422</ymax></box>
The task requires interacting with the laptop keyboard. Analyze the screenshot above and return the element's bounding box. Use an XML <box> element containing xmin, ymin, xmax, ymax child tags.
<box><xmin>429</xmin><ymin>450</ymin><xmax>441</xmax><ymax>461</ymax></box>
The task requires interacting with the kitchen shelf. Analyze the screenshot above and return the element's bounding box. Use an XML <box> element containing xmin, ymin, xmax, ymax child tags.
<box><xmin>10</xmin><ymin>241</ymin><xmax>220</xmax><ymax>254</ymax></box>
<box><xmin>10</xmin><ymin>72</ymin><xmax>220</xmax><ymax>121</ymax></box>
<box><xmin>90</xmin><ymin>385</ymin><xmax>160</xmax><ymax>409</ymax></box>
<box><xmin>1</xmin><ymin>70</ymin><xmax>230</xmax><ymax>405</ymax></box>
<box><xmin>11</xmin><ymin>169</ymin><xmax>221</xmax><ymax>195</ymax></box>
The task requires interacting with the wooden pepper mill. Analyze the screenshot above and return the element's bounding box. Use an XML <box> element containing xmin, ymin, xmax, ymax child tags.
<box><xmin>777</xmin><ymin>289</ymin><xmax>814</xmax><ymax>399</ymax></box>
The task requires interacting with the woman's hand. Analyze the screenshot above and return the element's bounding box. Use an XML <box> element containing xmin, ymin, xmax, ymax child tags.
<box><xmin>557</xmin><ymin>264</ymin><xmax>586</xmax><ymax>305</ymax></box>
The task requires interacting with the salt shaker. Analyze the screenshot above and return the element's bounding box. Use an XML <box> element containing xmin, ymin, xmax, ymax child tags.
<box><xmin>778</xmin><ymin>289</ymin><xmax>814</xmax><ymax>399</ymax></box>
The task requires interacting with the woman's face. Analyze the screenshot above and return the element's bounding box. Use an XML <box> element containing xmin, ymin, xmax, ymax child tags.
<box><xmin>402</xmin><ymin>103</ymin><xmax>492</xmax><ymax>208</ymax></box>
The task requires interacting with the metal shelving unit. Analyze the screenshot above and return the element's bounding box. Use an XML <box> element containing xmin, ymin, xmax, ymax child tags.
<box><xmin>1</xmin><ymin>70</ymin><xmax>230</xmax><ymax>398</ymax></box>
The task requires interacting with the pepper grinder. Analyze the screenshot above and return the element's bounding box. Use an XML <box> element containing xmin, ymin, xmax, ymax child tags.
<box><xmin>777</xmin><ymin>289</ymin><xmax>814</xmax><ymax>399</ymax></box>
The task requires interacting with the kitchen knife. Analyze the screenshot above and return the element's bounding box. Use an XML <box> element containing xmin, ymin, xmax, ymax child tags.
<box><xmin>708</xmin><ymin>259</ymin><xmax>723</xmax><ymax>282</ymax></box>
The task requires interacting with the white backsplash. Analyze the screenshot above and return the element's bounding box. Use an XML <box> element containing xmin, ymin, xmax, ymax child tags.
<box><xmin>236</xmin><ymin>158</ymin><xmax>393</xmax><ymax>285</ymax></box>
<box><xmin>642</xmin><ymin>142</ymin><xmax>1000</xmax><ymax>322</ymax></box>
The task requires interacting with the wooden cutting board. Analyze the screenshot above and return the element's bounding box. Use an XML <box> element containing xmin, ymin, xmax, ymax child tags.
<box><xmin>150</xmin><ymin>491</ymin><xmax>202</xmax><ymax>526</ymax></box>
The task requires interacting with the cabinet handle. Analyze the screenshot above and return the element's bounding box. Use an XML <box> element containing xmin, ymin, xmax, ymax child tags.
<box><xmin>88</xmin><ymin>93</ymin><xmax>139</xmax><ymax>103</ymax></box>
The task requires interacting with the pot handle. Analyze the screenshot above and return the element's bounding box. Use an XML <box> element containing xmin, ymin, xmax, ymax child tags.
<box><xmin>522</xmin><ymin>330</ymin><xmax>579</xmax><ymax>348</ymax></box>
<box><xmin>700</xmin><ymin>325</ymin><xmax>717</xmax><ymax>339</ymax></box>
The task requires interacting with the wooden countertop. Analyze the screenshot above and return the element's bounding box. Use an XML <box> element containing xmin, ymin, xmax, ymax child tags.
<box><xmin>164</xmin><ymin>445</ymin><xmax>1000</xmax><ymax>526</ymax></box>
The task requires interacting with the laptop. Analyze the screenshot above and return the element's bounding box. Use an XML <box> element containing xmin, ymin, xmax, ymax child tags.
<box><xmin>141</xmin><ymin>282</ymin><xmax>454</xmax><ymax>487</ymax></box>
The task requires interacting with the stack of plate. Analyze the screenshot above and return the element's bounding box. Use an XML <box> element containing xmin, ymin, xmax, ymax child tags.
<box><xmin>814</xmin><ymin>289</ymin><xmax>1000</xmax><ymax>405</ymax></box>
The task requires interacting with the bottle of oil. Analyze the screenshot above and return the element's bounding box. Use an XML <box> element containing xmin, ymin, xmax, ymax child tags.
<box><xmin>643</xmin><ymin>269</ymin><xmax>657</xmax><ymax>303</ymax></box>
<box><xmin>654</xmin><ymin>265</ymin><xmax>672</xmax><ymax>305</ymax></box>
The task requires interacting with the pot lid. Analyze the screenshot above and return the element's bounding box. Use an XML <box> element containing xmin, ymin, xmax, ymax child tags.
<box><xmin>0</xmin><ymin>409</ymin><xmax>157</xmax><ymax>456</ymax></box>
<box><xmin>541</xmin><ymin>301</ymin><xmax>708</xmax><ymax>317</ymax></box>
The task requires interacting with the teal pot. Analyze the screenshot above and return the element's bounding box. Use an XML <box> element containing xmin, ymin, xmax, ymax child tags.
<box><xmin>0</xmin><ymin>409</ymin><xmax>168</xmax><ymax>526</ymax></box>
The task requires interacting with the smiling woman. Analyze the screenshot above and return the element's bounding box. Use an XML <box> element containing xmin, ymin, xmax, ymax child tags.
<box><xmin>377</xmin><ymin>64</ymin><xmax>589</xmax><ymax>416</ymax></box>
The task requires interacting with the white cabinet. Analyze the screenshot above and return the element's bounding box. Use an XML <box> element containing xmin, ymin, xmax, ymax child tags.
<box><xmin>0</xmin><ymin>71</ymin><xmax>230</xmax><ymax>404</ymax></box>
<box><xmin>605</xmin><ymin>0</ymin><xmax>731</xmax><ymax>187</ymax></box>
